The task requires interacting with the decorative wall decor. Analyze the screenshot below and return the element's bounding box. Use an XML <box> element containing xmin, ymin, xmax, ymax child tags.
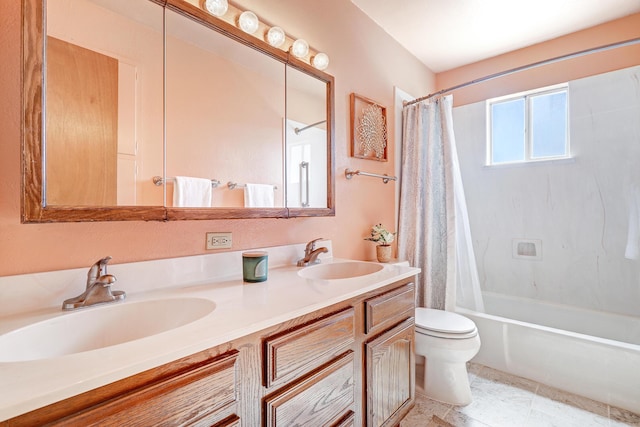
<box><xmin>350</xmin><ymin>93</ymin><xmax>388</xmax><ymax>161</ymax></box>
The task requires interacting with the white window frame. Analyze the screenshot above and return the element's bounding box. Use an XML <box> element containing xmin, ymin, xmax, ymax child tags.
<box><xmin>486</xmin><ymin>83</ymin><xmax>570</xmax><ymax>166</ymax></box>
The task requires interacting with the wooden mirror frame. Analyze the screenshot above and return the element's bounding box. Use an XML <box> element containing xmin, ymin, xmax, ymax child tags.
<box><xmin>22</xmin><ymin>0</ymin><xmax>335</xmax><ymax>222</ymax></box>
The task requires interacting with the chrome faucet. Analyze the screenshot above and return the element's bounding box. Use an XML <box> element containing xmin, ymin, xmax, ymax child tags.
<box><xmin>297</xmin><ymin>238</ymin><xmax>329</xmax><ymax>267</ymax></box>
<box><xmin>62</xmin><ymin>256</ymin><xmax>126</xmax><ymax>310</ymax></box>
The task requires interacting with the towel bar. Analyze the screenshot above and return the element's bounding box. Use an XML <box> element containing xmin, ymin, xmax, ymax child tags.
<box><xmin>344</xmin><ymin>169</ymin><xmax>397</xmax><ymax>184</ymax></box>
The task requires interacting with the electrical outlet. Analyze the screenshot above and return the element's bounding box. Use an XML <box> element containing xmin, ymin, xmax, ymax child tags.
<box><xmin>206</xmin><ymin>232</ymin><xmax>232</xmax><ymax>249</ymax></box>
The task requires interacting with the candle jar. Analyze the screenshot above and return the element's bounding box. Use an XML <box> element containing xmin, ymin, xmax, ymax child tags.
<box><xmin>242</xmin><ymin>251</ymin><xmax>268</xmax><ymax>282</ymax></box>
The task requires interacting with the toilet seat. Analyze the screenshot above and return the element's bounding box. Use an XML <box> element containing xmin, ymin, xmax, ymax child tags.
<box><xmin>415</xmin><ymin>308</ymin><xmax>478</xmax><ymax>339</ymax></box>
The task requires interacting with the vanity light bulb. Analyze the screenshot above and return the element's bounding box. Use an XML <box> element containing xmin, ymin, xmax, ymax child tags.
<box><xmin>312</xmin><ymin>52</ymin><xmax>330</xmax><ymax>70</ymax></box>
<box><xmin>291</xmin><ymin>39</ymin><xmax>309</xmax><ymax>59</ymax></box>
<box><xmin>204</xmin><ymin>0</ymin><xmax>228</xmax><ymax>17</ymax></box>
<box><xmin>267</xmin><ymin>26</ymin><xmax>286</xmax><ymax>48</ymax></box>
<box><xmin>238</xmin><ymin>11</ymin><xmax>259</xmax><ymax>34</ymax></box>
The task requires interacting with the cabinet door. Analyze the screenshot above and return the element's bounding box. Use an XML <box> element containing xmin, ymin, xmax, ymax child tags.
<box><xmin>365</xmin><ymin>318</ymin><xmax>415</xmax><ymax>427</ymax></box>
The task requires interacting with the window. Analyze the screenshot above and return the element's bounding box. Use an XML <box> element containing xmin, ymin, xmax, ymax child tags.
<box><xmin>487</xmin><ymin>84</ymin><xmax>569</xmax><ymax>165</ymax></box>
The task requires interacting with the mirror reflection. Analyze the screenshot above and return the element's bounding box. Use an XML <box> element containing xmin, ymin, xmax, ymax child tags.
<box><xmin>285</xmin><ymin>66</ymin><xmax>328</xmax><ymax>208</ymax></box>
<box><xmin>43</xmin><ymin>0</ymin><xmax>331</xmax><ymax>211</ymax></box>
<box><xmin>165</xmin><ymin>9</ymin><xmax>286</xmax><ymax>208</ymax></box>
<box><xmin>45</xmin><ymin>0</ymin><xmax>164</xmax><ymax>207</ymax></box>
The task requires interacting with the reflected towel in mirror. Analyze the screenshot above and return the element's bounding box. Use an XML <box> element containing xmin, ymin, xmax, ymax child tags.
<box><xmin>244</xmin><ymin>183</ymin><xmax>274</xmax><ymax>208</ymax></box>
<box><xmin>173</xmin><ymin>176</ymin><xmax>212</xmax><ymax>207</ymax></box>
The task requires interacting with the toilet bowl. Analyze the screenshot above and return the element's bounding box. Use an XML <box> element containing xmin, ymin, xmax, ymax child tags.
<box><xmin>415</xmin><ymin>308</ymin><xmax>481</xmax><ymax>405</ymax></box>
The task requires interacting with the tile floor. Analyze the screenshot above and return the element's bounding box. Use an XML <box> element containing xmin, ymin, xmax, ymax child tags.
<box><xmin>400</xmin><ymin>363</ymin><xmax>640</xmax><ymax>427</ymax></box>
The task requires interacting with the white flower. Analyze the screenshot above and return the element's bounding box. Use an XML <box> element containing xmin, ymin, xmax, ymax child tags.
<box><xmin>364</xmin><ymin>223</ymin><xmax>395</xmax><ymax>245</ymax></box>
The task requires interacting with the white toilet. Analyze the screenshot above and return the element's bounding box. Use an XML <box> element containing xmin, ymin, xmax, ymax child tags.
<box><xmin>415</xmin><ymin>308</ymin><xmax>481</xmax><ymax>405</ymax></box>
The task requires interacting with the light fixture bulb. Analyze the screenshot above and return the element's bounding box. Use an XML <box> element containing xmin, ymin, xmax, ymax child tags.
<box><xmin>312</xmin><ymin>52</ymin><xmax>329</xmax><ymax>70</ymax></box>
<box><xmin>266</xmin><ymin>26</ymin><xmax>285</xmax><ymax>48</ymax></box>
<box><xmin>238</xmin><ymin>11</ymin><xmax>259</xmax><ymax>34</ymax></box>
<box><xmin>204</xmin><ymin>0</ymin><xmax>228</xmax><ymax>17</ymax></box>
<box><xmin>291</xmin><ymin>39</ymin><xmax>309</xmax><ymax>59</ymax></box>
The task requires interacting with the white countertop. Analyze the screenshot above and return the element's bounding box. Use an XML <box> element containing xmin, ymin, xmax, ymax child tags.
<box><xmin>0</xmin><ymin>257</ymin><xmax>419</xmax><ymax>421</ymax></box>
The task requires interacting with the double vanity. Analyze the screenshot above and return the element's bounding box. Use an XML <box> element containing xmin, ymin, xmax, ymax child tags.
<box><xmin>0</xmin><ymin>242</ymin><xmax>419</xmax><ymax>426</ymax></box>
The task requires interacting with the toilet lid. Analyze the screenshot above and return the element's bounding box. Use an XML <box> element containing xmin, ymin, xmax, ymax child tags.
<box><xmin>415</xmin><ymin>308</ymin><xmax>476</xmax><ymax>334</ymax></box>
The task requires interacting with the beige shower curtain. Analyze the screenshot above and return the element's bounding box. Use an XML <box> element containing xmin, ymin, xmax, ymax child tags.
<box><xmin>398</xmin><ymin>95</ymin><xmax>457</xmax><ymax>310</ymax></box>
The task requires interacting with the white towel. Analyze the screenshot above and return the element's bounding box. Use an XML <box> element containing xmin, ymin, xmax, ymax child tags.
<box><xmin>244</xmin><ymin>183</ymin><xmax>274</xmax><ymax>208</ymax></box>
<box><xmin>173</xmin><ymin>176</ymin><xmax>212</xmax><ymax>207</ymax></box>
<box><xmin>625</xmin><ymin>184</ymin><xmax>640</xmax><ymax>260</ymax></box>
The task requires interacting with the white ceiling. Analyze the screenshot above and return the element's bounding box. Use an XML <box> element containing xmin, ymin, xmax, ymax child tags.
<box><xmin>350</xmin><ymin>0</ymin><xmax>640</xmax><ymax>73</ymax></box>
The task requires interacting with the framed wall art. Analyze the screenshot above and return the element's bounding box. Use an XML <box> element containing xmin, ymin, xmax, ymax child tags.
<box><xmin>350</xmin><ymin>93</ymin><xmax>388</xmax><ymax>161</ymax></box>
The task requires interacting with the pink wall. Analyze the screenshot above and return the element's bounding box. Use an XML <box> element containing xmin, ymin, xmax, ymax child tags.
<box><xmin>436</xmin><ymin>13</ymin><xmax>640</xmax><ymax>107</ymax></box>
<box><xmin>0</xmin><ymin>0</ymin><xmax>433</xmax><ymax>275</ymax></box>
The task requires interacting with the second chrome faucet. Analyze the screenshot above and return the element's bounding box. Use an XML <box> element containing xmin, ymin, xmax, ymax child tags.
<box><xmin>297</xmin><ymin>238</ymin><xmax>329</xmax><ymax>267</ymax></box>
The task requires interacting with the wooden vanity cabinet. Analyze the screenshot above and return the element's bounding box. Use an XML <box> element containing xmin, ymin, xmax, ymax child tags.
<box><xmin>4</xmin><ymin>278</ymin><xmax>416</xmax><ymax>427</ymax></box>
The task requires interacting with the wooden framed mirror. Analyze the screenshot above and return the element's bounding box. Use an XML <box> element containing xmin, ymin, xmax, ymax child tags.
<box><xmin>22</xmin><ymin>0</ymin><xmax>335</xmax><ymax>222</ymax></box>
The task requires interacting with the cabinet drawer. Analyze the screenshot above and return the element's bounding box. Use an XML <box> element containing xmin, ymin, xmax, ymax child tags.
<box><xmin>53</xmin><ymin>351</ymin><xmax>239</xmax><ymax>427</ymax></box>
<box><xmin>264</xmin><ymin>308</ymin><xmax>355</xmax><ymax>388</ymax></box>
<box><xmin>264</xmin><ymin>351</ymin><xmax>355</xmax><ymax>427</ymax></box>
<box><xmin>364</xmin><ymin>282</ymin><xmax>415</xmax><ymax>334</ymax></box>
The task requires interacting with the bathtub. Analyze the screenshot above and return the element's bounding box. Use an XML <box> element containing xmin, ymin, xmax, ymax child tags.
<box><xmin>456</xmin><ymin>292</ymin><xmax>640</xmax><ymax>414</ymax></box>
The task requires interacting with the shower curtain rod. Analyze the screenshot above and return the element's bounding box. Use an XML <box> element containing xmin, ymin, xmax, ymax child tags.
<box><xmin>404</xmin><ymin>37</ymin><xmax>640</xmax><ymax>107</ymax></box>
<box><xmin>294</xmin><ymin>120</ymin><xmax>327</xmax><ymax>134</ymax></box>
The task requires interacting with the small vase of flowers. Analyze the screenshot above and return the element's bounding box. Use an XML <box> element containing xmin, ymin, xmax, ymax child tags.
<box><xmin>364</xmin><ymin>223</ymin><xmax>396</xmax><ymax>263</ymax></box>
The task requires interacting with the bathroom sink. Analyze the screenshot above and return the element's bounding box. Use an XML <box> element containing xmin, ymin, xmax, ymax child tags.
<box><xmin>298</xmin><ymin>261</ymin><xmax>384</xmax><ymax>280</ymax></box>
<box><xmin>0</xmin><ymin>297</ymin><xmax>215</xmax><ymax>362</ymax></box>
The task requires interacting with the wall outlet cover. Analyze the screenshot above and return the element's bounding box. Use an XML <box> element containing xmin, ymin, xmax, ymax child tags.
<box><xmin>206</xmin><ymin>232</ymin><xmax>232</xmax><ymax>249</ymax></box>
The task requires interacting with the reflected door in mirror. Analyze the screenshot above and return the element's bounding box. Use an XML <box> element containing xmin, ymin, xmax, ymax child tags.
<box><xmin>286</xmin><ymin>119</ymin><xmax>327</xmax><ymax>208</ymax></box>
<box><xmin>285</xmin><ymin>66</ymin><xmax>329</xmax><ymax>209</ymax></box>
<box><xmin>46</xmin><ymin>37</ymin><xmax>118</xmax><ymax>206</ymax></box>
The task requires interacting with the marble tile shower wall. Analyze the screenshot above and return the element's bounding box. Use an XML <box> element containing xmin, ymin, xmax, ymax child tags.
<box><xmin>453</xmin><ymin>65</ymin><xmax>640</xmax><ymax>317</ymax></box>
